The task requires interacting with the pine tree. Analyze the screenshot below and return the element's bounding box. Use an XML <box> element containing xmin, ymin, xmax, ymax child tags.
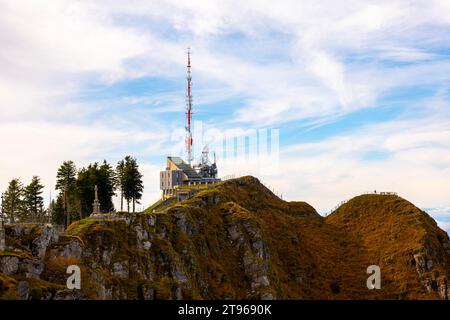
<box><xmin>99</xmin><ymin>160</ymin><xmax>116</xmax><ymax>212</ymax></box>
<box><xmin>23</xmin><ymin>176</ymin><xmax>44</xmax><ymax>223</ymax></box>
<box><xmin>76</xmin><ymin>160</ymin><xmax>116</xmax><ymax>217</ymax></box>
<box><xmin>49</xmin><ymin>195</ymin><xmax>65</xmax><ymax>225</ymax></box>
<box><xmin>56</xmin><ymin>161</ymin><xmax>77</xmax><ymax>228</ymax></box>
<box><xmin>3</xmin><ymin>178</ymin><xmax>24</xmax><ymax>224</ymax></box>
<box><xmin>122</xmin><ymin>156</ymin><xmax>144</xmax><ymax>213</ymax></box>
<box><xmin>76</xmin><ymin>165</ymin><xmax>95</xmax><ymax>217</ymax></box>
<box><xmin>116</xmin><ymin>159</ymin><xmax>125</xmax><ymax>212</ymax></box>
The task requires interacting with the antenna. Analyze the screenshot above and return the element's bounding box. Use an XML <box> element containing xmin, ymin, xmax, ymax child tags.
<box><xmin>185</xmin><ymin>47</ymin><xmax>193</xmax><ymax>165</ymax></box>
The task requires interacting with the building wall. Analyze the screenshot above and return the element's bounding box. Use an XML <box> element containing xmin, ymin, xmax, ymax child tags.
<box><xmin>167</xmin><ymin>158</ymin><xmax>179</xmax><ymax>171</ymax></box>
<box><xmin>160</xmin><ymin>169</ymin><xmax>184</xmax><ymax>190</ymax></box>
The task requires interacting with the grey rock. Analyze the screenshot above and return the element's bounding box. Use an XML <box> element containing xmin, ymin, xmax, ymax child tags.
<box><xmin>156</xmin><ymin>225</ymin><xmax>168</xmax><ymax>240</ymax></box>
<box><xmin>9</xmin><ymin>225</ymin><xmax>26</xmax><ymax>237</ymax></box>
<box><xmin>17</xmin><ymin>281</ymin><xmax>30</xmax><ymax>300</ymax></box>
<box><xmin>0</xmin><ymin>256</ymin><xmax>19</xmax><ymax>275</ymax></box>
<box><xmin>134</xmin><ymin>225</ymin><xmax>148</xmax><ymax>249</ymax></box>
<box><xmin>130</xmin><ymin>260</ymin><xmax>143</xmax><ymax>277</ymax></box>
<box><xmin>148</xmin><ymin>215</ymin><xmax>156</xmax><ymax>227</ymax></box>
<box><xmin>92</xmin><ymin>272</ymin><xmax>107</xmax><ymax>299</ymax></box>
<box><xmin>112</xmin><ymin>261</ymin><xmax>129</xmax><ymax>279</ymax></box>
<box><xmin>252</xmin><ymin>275</ymin><xmax>270</xmax><ymax>290</ymax></box>
<box><xmin>32</xmin><ymin>225</ymin><xmax>59</xmax><ymax>259</ymax></box>
<box><xmin>25</xmin><ymin>272</ymin><xmax>40</xmax><ymax>280</ymax></box>
<box><xmin>437</xmin><ymin>277</ymin><xmax>448</xmax><ymax>300</ymax></box>
<box><xmin>413</xmin><ymin>253</ymin><xmax>427</xmax><ymax>273</ymax></box>
<box><xmin>175</xmin><ymin>212</ymin><xmax>190</xmax><ymax>235</ymax></box>
<box><xmin>102</xmin><ymin>249</ymin><xmax>113</xmax><ymax>265</ymax></box>
<box><xmin>171</xmin><ymin>261</ymin><xmax>188</xmax><ymax>284</ymax></box>
<box><xmin>232</xmin><ymin>219</ymin><xmax>271</xmax><ymax>293</ymax></box>
<box><xmin>143</xmin><ymin>241</ymin><xmax>152</xmax><ymax>250</ymax></box>
<box><xmin>261</xmin><ymin>292</ymin><xmax>275</xmax><ymax>300</ymax></box>
<box><xmin>97</xmin><ymin>284</ymin><xmax>106</xmax><ymax>300</ymax></box>
<box><xmin>175</xmin><ymin>286</ymin><xmax>183</xmax><ymax>300</ymax></box>
<box><xmin>228</xmin><ymin>226</ymin><xmax>241</xmax><ymax>241</ymax></box>
<box><xmin>142</xmin><ymin>286</ymin><xmax>155</xmax><ymax>300</ymax></box>
<box><xmin>25</xmin><ymin>259</ymin><xmax>44</xmax><ymax>276</ymax></box>
<box><xmin>60</xmin><ymin>238</ymin><xmax>83</xmax><ymax>259</ymax></box>
<box><xmin>54</xmin><ymin>289</ymin><xmax>84</xmax><ymax>300</ymax></box>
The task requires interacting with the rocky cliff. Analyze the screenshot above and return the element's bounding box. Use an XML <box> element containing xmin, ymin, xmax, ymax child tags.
<box><xmin>0</xmin><ymin>176</ymin><xmax>449</xmax><ymax>299</ymax></box>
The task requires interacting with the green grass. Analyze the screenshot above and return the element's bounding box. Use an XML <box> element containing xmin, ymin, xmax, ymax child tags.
<box><xmin>66</xmin><ymin>218</ymin><xmax>99</xmax><ymax>236</ymax></box>
<box><xmin>144</xmin><ymin>198</ymin><xmax>165</xmax><ymax>213</ymax></box>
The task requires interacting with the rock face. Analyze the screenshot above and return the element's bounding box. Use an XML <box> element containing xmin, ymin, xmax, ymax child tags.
<box><xmin>412</xmin><ymin>247</ymin><xmax>449</xmax><ymax>299</ymax></box>
<box><xmin>0</xmin><ymin>256</ymin><xmax>19</xmax><ymax>275</ymax></box>
<box><xmin>32</xmin><ymin>224</ymin><xmax>59</xmax><ymax>259</ymax></box>
<box><xmin>0</xmin><ymin>176</ymin><xmax>449</xmax><ymax>300</ymax></box>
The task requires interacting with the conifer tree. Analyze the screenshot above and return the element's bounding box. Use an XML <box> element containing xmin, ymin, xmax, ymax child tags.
<box><xmin>98</xmin><ymin>160</ymin><xmax>116</xmax><ymax>212</ymax></box>
<box><xmin>3</xmin><ymin>178</ymin><xmax>23</xmax><ymax>223</ymax></box>
<box><xmin>122</xmin><ymin>156</ymin><xmax>144</xmax><ymax>213</ymax></box>
<box><xmin>49</xmin><ymin>195</ymin><xmax>65</xmax><ymax>225</ymax></box>
<box><xmin>116</xmin><ymin>159</ymin><xmax>125</xmax><ymax>212</ymax></box>
<box><xmin>56</xmin><ymin>161</ymin><xmax>77</xmax><ymax>227</ymax></box>
<box><xmin>23</xmin><ymin>176</ymin><xmax>45</xmax><ymax>223</ymax></box>
<box><xmin>76</xmin><ymin>160</ymin><xmax>116</xmax><ymax>216</ymax></box>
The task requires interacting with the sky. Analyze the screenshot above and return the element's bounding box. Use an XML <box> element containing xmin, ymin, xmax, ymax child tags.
<box><xmin>0</xmin><ymin>0</ymin><xmax>450</xmax><ymax>233</ymax></box>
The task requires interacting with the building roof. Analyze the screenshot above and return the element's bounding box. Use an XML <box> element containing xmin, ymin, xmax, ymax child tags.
<box><xmin>168</xmin><ymin>157</ymin><xmax>202</xmax><ymax>180</ymax></box>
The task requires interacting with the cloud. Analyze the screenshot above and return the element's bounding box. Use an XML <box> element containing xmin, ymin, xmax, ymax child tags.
<box><xmin>436</xmin><ymin>221</ymin><xmax>450</xmax><ymax>235</ymax></box>
<box><xmin>208</xmin><ymin>114</ymin><xmax>450</xmax><ymax>221</ymax></box>
<box><xmin>1</xmin><ymin>0</ymin><xmax>450</xmax><ymax>226</ymax></box>
<box><xmin>0</xmin><ymin>121</ymin><xmax>168</xmax><ymax>205</ymax></box>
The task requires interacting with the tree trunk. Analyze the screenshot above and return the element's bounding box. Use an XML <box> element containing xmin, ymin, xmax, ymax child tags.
<box><xmin>65</xmin><ymin>190</ymin><xmax>70</xmax><ymax>229</ymax></box>
<box><xmin>11</xmin><ymin>201</ymin><xmax>15</xmax><ymax>224</ymax></box>
<box><xmin>133</xmin><ymin>198</ymin><xmax>135</xmax><ymax>213</ymax></box>
<box><xmin>35</xmin><ymin>197</ymin><xmax>38</xmax><ymax>223</ymax></box>
<box><xmin>79</xmin><ymin>203</ymin><xmax>82</xmax><ymax>220</ymax></box>
<box><xmin>120</xmin><ymin>190</ymin><xmax>123</xmax><ymax>211</ymax></box>
<box><xmin>127</xmin><ymin>200</ymin><xmax>130</xmax><ymax>212</ymax></box>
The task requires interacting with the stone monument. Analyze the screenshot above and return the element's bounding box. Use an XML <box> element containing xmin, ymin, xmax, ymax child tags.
<box><xmin>0</xmin><ymin>218</ymin><xmax>5</xmax><ymax>251</ymax></box>
<box><xmin>0</xmin><ymin>194</ymin><xmax>5</xmax><ymax>251</ymax></box>
<box><xmin>92</xmin><ymin>185</ymin><xmax>101</xmax><ymax>216</ymax></box>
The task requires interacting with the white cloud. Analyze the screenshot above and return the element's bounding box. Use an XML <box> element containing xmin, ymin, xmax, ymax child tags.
<box><xmin>436</xmin><ymin>221</ymin><xmax>450</xmax><ymax>234</ymax></box>
<box><xmin>427</xmin><ymin>207</ymin><xmax>450</xmax><ymax>220</ymax></box>
<box><xmin>1</xmin><ymin>0</ymin><xmax>450</xmax><ymax>224</ymax></box>
<box><xmin>207</xmin><ymin>115</ymin><xmax>450</xmax><ymax>224</ymax></box>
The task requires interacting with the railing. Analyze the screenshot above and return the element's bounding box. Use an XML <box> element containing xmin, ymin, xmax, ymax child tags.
<box><xmin>325</xmin><ymin>191</ymin><xmax>399</xmax><ymax>216</ymax></box>
<box><xmin>221</xmin><ymin>174</ymin><xmax>236</xmax><ymax>181</ymax></box>
<box><xmin>259</xmin><ymin>180</ymin><xmax>283</xmax><ymax>200</ymax></box>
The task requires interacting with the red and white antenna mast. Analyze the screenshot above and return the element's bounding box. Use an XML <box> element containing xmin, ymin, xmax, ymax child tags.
<box><xmin>185</xmin><ymin>48</ymin><xmax>193</xmax><ymax>165</ymax></box>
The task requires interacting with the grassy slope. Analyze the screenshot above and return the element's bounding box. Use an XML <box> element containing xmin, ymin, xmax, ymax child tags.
<box><xmin>326</xmin><ymin>194</ymin><xmax>450</xmax><ymax>299</ymax></box>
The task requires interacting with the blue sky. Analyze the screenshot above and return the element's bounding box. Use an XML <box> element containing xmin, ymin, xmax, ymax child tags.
<box><xmin>1</xmin><ymin>0</ymin><xmax>450</xmax><ymax>232</ymax></box>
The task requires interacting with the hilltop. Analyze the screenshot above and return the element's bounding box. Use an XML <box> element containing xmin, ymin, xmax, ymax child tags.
<box><xmin>0</xmin><ymin>176</ymin><xmax>449</xmax><ymax>299</ymax></box>
<box><xmin>326</xmin><ymin>194</ymin><xmax>450</xmax><ymax>299</ymax></box>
